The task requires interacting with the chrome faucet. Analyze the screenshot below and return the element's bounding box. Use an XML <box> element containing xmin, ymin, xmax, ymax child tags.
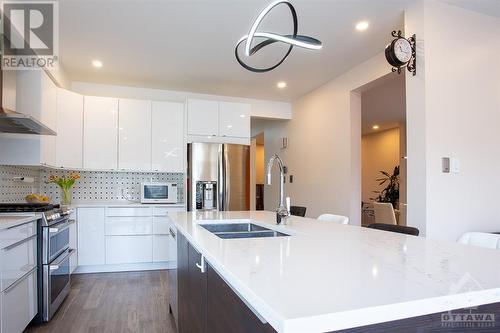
<box><xmin>266</xmin><ymin>154</ymin><xmax>289</xmax><ymax>224</ymax></box>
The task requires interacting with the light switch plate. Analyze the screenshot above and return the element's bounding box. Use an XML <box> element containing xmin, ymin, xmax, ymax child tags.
<box><xmin>442</xmin><ymin>157</ymin><xmax>450</xmax><ymax>173</ymax></box>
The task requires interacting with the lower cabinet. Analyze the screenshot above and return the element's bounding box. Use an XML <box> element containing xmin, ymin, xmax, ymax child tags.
<box><xmin>105</xmin><ymin>236</ymin><xmax>153</xmax><ymax>264</ymax></box>
<box><xmin>177</xmin><ymin>232</ymin><xmax>275</xmax><ymax>333</ymax></box>
<box><xmin>76</xmin><ymin>206</ymin><xmax>181</xmax><ymax>273</ymax></box>
<box><xmin>1</xmin><ymin>267</ymin><xmax>37</xmax><ymax>333</ymax></box>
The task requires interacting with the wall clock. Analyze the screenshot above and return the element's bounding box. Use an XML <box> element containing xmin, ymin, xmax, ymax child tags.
<box><xmin>385</xmin><ymin>30</ymin><xmax>416</xmax><ymax>76</ymax></box>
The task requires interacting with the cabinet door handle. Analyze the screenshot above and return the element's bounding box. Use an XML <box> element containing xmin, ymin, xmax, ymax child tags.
<box><xmin>169</xmin><ymin>228</ymin><xmax>176</xmax><ymax>239</ymax></box>
<box><xmin>4</xmin><ymin>266</ymin><xmax>37</xmax><ymax>293</ymax></box>
<box><xmin>195</xmin><ymin>255</ymin><xmax>206</xmax><ymax>273</ymax></box>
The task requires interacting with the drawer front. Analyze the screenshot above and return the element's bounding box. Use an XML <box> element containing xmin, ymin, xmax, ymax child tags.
<box><xmin>106</xmin><ymin>207</ymin><xmax>152</xmax><ymax>217</ymax></box>
<box><xmin>153</xmin><ymin>235</ymin><xmax>172</xmax><ymax>262</ymax></box>
<box><xmin>153</xmin><ymin>206</ymin><xmax>185</xmax><ymax>216</ymax></box>
<box><xmin>105</xmin><ymin>217</ymin><xmax>153</xmax><ymax>235</ymax></box>
<box><xmin>0</xmin><ymin>221</ymin><xmax>37</xmax><ymax>250</ymax></box>
<box><xmin>1</xmin><ymin>235</ymin><xmax>37</xmax><ymax>291</ymax></box>
<box><xmin>1</xmin><ymin>268</ymin><xmax>38</xmax><ymax>333</ymax></box>
<box><xmin>153</xmin><ymin>216</ymin><xmax>171</xmax><ymax>235</ymax></box>
<box><xmin>105</xmin><ymin>236</ymin><xmax>152</xmax><ymax>264</ymax></box>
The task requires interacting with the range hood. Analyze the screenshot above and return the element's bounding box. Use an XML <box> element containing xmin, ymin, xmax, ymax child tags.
<box><xmin>0</xmin><ymin>108</ymin><xmax>56</xmax><ymax>135</ymax></box>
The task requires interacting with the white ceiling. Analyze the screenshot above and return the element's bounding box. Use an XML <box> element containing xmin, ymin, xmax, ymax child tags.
<box><xmin>442</xmin><ymin>0</ymin><xmax>500</xmax><ymax>18</ymax></box>
<box><xmin>361</xmin><ymin>73</ymin><xmax>405</xmax><ymax>135</ymax></box>
<box><xmin>58</xmin><ymin>0</ymin><xmax>413</xmax><ymax>102</ymax></box>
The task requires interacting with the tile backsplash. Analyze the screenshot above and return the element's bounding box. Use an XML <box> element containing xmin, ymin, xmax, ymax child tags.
<box><xmin>40</xmin><ymin>169</ymin><xmax>184</xmax><ymax>203</ymax></box>
<box><xmin>0</xmin><ymin>165</ymin><xmax>41</xmax><ymax>202</ymax></box>
<box><xmin>0</xmin><ymin>165</ymin><xmax>184</xmax><ymax>204</ymax></box>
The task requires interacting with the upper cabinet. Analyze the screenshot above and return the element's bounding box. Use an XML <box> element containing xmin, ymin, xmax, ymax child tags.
<box><xmin>187</xmin><ymin>99</ymin><xmax>219</xmax><ymax>136</ymax></box>
<box><xmin>152</xmin><ymin>101</ymin><xmax>184</xmax><ymax>172</ymax></box>
<box><xmin>218</xmin><ymin>102</ymin><xmax>250</xmax><ymax>138</ymax></box>
<box><xmin>187</xmin><ymin>99</ymin><xmax>251</xmax><ymax>144</ymax></box>
<box><xmin>0</xmin><ymin>71</ymin><xmax>58</xmax><ymax>166</ymax></box>
<box><xmin>39</xmin><ymin>72</ymin><xmax>58</xmax><ymax>166</ymax></box>
<box><xmin>56</xmin><ymin>88</ymin><xmax>83</xmax><ymax>169</ymax></box>
<box><xmin>118</xmin><ymin>99</ymin><xmax>152</xmax><ymax>171</ymax></box>
<box><xmin>83</xmin><ymin>96</ymin><xmax>119</xmax><ymax>170</ymax></box>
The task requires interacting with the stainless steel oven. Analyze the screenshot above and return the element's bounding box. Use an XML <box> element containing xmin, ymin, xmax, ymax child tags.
<box><xmin>42</xmin><ymin>248</ymin><xmax>74</xmax><ymax>321</ymax></box>
<box><xmin>42</xmin><ymin>217</ymin><xmax>73</xmax><ymax>265</ymax></box>
<box><xmin>39</xmin><ymin>209</ymin><xmax>76</xmax><ymax>322</ymax></box>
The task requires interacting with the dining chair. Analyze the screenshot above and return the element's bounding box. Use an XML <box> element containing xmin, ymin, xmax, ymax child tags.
<box><xmin>366</xmin><ymin>223</ymin><xmax>419</xmax><ymax>236</ymax></box>
<box><xmin>289</xmin><ymin>206</ymin><xmax>307</xmax><ymax>217</ymax></box>
<box><xmin>317</xmin><ymin>214</ymin><xmax>349</xmax><ymax>225</ymax></box>
<box><xmin>373</xmin><ymin>202</ymin><xmax>397</xmax><ymax>225</ymax></box>
<box><xmin>457</xmin><ymin>232</ymin><xmax>500</xmax><ymax>250</ymax></box>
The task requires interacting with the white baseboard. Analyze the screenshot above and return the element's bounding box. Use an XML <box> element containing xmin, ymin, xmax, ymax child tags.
<box><xmin>74</xmin><ymin>261</ymin><xmax>177</xmax><ymax>274</ymax></box>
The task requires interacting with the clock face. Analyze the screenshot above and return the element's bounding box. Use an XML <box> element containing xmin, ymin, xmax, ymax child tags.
<box><xmin>393</xmin><ymin>38</ymin><xmax>412</xmax><ymax>63</ymax></box>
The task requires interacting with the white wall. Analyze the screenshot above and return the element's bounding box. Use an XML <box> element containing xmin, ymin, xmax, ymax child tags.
<box><xmin>253</xmin><ymin>54</ymin><xmax>391</xmax><ymax>222</ymax></box>
<box><xmin>72</xmin><ymin>81</ymin><xmax>292</xmax><ymax>120</ymax></box>
<box><xmin>405</xmin><ymin>0</ymin><xmax>500</xmax><ymax>241</ymax></box>
<box><xmin>361</xmin><ymin>127</ymin><xmax>400</xmax><ymax>203</ymax></box>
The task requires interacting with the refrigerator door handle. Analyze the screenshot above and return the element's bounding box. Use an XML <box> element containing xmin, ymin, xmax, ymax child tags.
<box><xmin>224</xmin><ymin>147</ymin><xmax>230</xmax><ymax>210</ymax></box>
<box><xmin>218</xmin><ymin>144</ymin><xmax>225</xmax><ymax>211</ymax></box>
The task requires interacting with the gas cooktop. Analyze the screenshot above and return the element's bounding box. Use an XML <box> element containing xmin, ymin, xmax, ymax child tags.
<box><xmin>0</xmin><ymin>203</ymin><xmax>59</xmax><ymax>212</ymax></box>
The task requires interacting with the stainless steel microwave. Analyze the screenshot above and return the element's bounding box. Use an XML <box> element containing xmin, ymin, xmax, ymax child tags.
<box><xmin>140</xmin><ymin>182</ymin><xmax>178</xmax><ymax>204</ymax></box>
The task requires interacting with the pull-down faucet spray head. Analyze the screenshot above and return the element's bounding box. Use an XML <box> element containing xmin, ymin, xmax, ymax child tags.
<box><xmin>266</xmin><ymin>153</ymin><xmax>289</xmax><ymax>224</ymax></box>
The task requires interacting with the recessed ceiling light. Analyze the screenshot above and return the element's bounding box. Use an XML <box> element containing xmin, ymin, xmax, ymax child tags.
<box><xmin>356</xmin><ymin>21</ymin><xmax>369</xmax><ymax>31</ymax></box>
<box><xmin>372</xmin><ymin>125</ymin><xmax>379</xmax><ymax>130</ymax></box>
<box><xmin>277</xmin><ymin>81</ymin><xmax>287</xmax><ymax>89</ymax></box>
<box><xmin>92</xmin><ymin>60</ymin><xmax>103</xmax><ymax>68</ymax></box>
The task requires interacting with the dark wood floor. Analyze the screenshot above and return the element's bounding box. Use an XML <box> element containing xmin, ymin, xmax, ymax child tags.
<box><xmin>26</xmin><ymin>270</ymin><xmax>178</xmax><ymax>333</ymax></box>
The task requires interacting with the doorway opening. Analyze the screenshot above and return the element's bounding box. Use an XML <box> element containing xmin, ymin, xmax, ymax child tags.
<box><xmin>359</xmin><ymin>73</ymin><xmax>407</xmax><ymax>226</ymax></box>
<box><xmin>251</xmin><ymin>132</ymin><xmax>265</xmax><ymax>210</ymax></box>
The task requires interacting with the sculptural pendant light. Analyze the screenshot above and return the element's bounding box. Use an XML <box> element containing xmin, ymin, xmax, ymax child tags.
<box><xmin>235</xmin><ymin>0</ymin><xmax>322</xmax><ymax>73</ymax></box>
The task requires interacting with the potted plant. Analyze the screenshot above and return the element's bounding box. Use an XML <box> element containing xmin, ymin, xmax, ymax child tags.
<box><xmin>47</xmin><ymin>172</ymin><xmax>80</xmax><ymax>206</ymax></box>
<box><xmin>372</xmin><ymin>166</ymin><xmax>400</xmax><ymax>208</ymax></box>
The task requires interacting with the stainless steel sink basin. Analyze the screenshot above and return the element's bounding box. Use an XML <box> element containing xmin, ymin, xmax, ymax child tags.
<box><xmin>200</xmin><ymin>223</ymin><xmax>268</xmax><ymax>233</ymax></box>
<box><xmin>216</xmin><ymin>230</ymin><xmax>289</xmax><ymax>239</ymax></box>
<box><xmin>200</xmin><ymin>223</ymin><xmax>290</xmax><ymax>239</ymax></box>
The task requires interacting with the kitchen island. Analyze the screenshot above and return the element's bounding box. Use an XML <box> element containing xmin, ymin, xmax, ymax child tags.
<box><xmin>171</xmin><ymin>211</ymin><xmax>500</xmax><ymax>333</ymax></box>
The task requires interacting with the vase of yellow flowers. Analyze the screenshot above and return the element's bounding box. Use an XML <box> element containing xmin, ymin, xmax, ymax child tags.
<box><xmin>47</xmin><ymin>172</ymin><xmax>80</xmax><ymax>206</ymax></box>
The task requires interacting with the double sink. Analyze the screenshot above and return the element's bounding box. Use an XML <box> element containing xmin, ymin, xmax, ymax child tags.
<box><xmin>200</xmin><ymin>222</ymin><xmax>290</xmax><ymax>239</ymax></box>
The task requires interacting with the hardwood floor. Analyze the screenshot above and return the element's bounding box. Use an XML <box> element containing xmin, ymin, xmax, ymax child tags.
<box><xmin>26</xmin><ymin>270</ymin><xmax>178</xmax><ymax>333</ymax></box>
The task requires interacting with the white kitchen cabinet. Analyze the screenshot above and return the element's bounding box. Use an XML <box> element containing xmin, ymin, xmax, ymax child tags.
<box><xmin>218</xmin><ymin>102</ymin><xmax>251</xmax><ymax>138</ymax></box>
<box><xmin>40</xmin><ymin>72</ymin><xmax>58</xmax><ymax>166</ymax></box>
<box><xmin>152</xmin><ymin>101</ymin><xmax>184</xmax><ymax>172</ymax></box>
<box><xmin>77</xmin><ymin>208</ymin><xmax>105</xmax><ymax>266</ymax></box>
<box><xmin>56</xmin><ymin>88</ymin><xmax>84</xmax><ymax>169</ymax></box>
<box><xmin>105</xmin><ymin>217</ymin><xmax>153</xmax><ymax>235</ymax></box>
<box><xmin>118</xmin><ymin>99</ymin><xmax>152</xmax><ymax>171</ymax></box>
<box><xmin>83</xmin><ymin>96</ymin><xmax>119</xmax><ymax>170</ymax></box>
<box><xmin>153</xmin><ymin>235</ymin><xmax>173</xmax><ymax>262</ymax></box>
<box><xmin>105</xmin><ymin>236</ymin><xmax>152</xmax><ymax>264</ymax></box>
<box><xmin>69</xmin><ymin>212</ymin><xmax>78</xmax><ymax>274</ymax></box>
<box><xmin>1</xmin><ymin>71</ymin><xmax>58</xmax><ymax>166</ymax></box>
<box><xmin>1</xmin><ymin>268</ymin><xmax>37</xmax><ymax>333</ymax></box>
<box><xmin>152</xmin><ymin>216</ymin><xmax>170</xmax><ymax>235</ymax></box>
<box><xmin>187</xmin><ymin>99</ymin><xmax>219</xmax><ymax>136</ymax></box>
<box><xmin>187</xmin><ymin>99</ymin><xmax>251</xmax><ymax>144</ymax></box>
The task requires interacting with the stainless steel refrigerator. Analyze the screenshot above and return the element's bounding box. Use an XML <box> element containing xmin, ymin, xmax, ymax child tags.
<box><xmin>187</xmin><ymin>143</ymin><xmax>250</xmax><ymax>211</ymax></box>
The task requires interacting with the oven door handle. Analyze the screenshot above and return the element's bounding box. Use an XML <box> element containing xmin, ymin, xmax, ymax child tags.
<box><xmin>49</xmin><ymin>219</ymin><xmax>75</xmax><ymax>234</ymax></box>
<box><xmin>49</xmin><ymin>248</ymin><xmax>75</xmax><ymax>270</ymax></box>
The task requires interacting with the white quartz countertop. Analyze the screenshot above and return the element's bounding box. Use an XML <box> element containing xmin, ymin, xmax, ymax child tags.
<box><xmin>69</xmin><ymin>201</ymin><xmax>186</xmax><ymax>208</ymax></box>
<box><xmin>0</xmin><ymin>214</ymin><xmax>40</xmax><ymax>230</ymax></box>
<box><xmin>172</xmin><ymin>211</ymin><xmax>500</xmax><ymax>333</ymax></box>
